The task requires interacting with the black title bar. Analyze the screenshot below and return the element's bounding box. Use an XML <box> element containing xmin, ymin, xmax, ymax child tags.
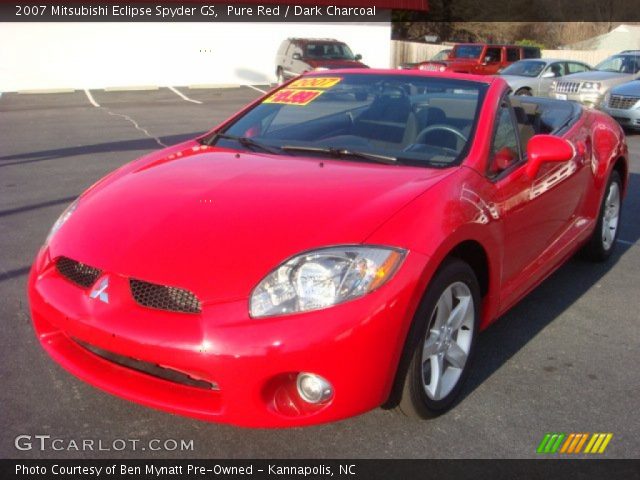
<box><xmin>3</xmin><ymin>459</ymin><xmax>640</xmax><ymax>480</ymax></box>
<box><xmin>3</xmin><ymin>0</ymin><xmax>640</xmax><ymax>21</ymax></box>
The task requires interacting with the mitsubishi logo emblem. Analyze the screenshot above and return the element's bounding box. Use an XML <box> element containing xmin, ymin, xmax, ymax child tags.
<box><xmin>89</xmin><ymin>277</ymin><xmax>109</xmax><ymax>304</ymax></box>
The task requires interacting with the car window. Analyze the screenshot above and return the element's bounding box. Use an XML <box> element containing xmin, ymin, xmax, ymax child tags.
<box><xmin>506</xmin><ymin>48</ymin><xmax>519</xmax><ymax>62</ymax></box>
<box><xmin>489</xmin><ymin>101</ymin><xmax>520</xmax><ymax>175</ymax></box>
<box><xmin>501</xmin><ymin>60</ymin><xmax>545</xmax><ymax>77</ymax></box>
<box><xmin>567</xmin><ymin>62</ymin><xmax>589</xmax><ymax>74</ymax></box>
<box><xmin>214</xmin><ymin>74</ymin><xmax>488</xmax><ymax>168</ymax></box>
<box><xmin>484</xmin><ymin>48</ymin><xmax>502</xmax><ymax>63</ymax></box>
<box><xmin>522</xmin><ymin>47</ymin><xmax>541</xmax><ymax>59</ymax></box>
<box><xmin>543</xmin><ymin>62</ymin><xmax>566</xmax><ymax>77</ymax></box>
<box><xmin>595</xmin><ymin>55</ymin><xmax>640</xmax><ymax>74</ymax></box>
<box><xmin>304</xmin><ymin>43</ymin><xmax>355</xmax><ymax>60</ymax></box>
<box><xmin>454</xmin><ymin>45</ymin><xmax>483</xmax><ymax>59</ymax></box>
<box><xmin>284</xmin><ymin>42</ymin><xmax>294</xmax><ymax>57</ymax></box>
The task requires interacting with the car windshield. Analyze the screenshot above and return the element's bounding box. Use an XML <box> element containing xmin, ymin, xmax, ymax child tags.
<box><xmin>595</xmin><ymin>55</ymin><xmax>640</xmax><ymax>74</ymax></box>
<box><xmin>432</xmin><ymin>49</ymin><xmax>451</xmax><ymax>61</ymax></box>
<box><xmin>501</xmin><ymin>60</ymin><xmax>546</xmax><ymax>77</ymax></box>
<box><xmin>209</xmin><ymin>73</ymin><xmax>488</xmax><ymax>168</ymax></box>
<box><xmin>453</xmin><ymin>45</ymin><xmax>483</xmax><ymax>59</ymax></box>
<box><xmin>304</xmin><ymin>43</ymin><xmax>355</xmax><ymax>60</ymax></box>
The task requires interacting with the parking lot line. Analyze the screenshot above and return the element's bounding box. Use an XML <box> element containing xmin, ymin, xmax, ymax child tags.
<box><xmin>83</xmin><ymin>89</ymin><xmax>100</xmax><ymax>107</ymax></box>
<box><xmin>244</xmin><ymin>84</ymin><xmax>267</xmax><ymax>94</ymax></box>
<box><xmin>168</xmin><ymin>86</ymin><xmax>203</xmax><ymax>104</ymax></box>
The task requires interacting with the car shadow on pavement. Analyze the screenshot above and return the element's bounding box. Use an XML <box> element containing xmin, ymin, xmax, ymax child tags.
<box><xmin>459</xmin><ymin>171</ymin><xmax>639</xmax><ymax>405</ymax></box>
<box><xmin>0</xmin><ymin>132</ymin><xmax>204</xmax><ymax>168</ymax></box>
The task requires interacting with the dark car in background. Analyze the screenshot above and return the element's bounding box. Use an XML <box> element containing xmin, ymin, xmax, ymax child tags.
<box><xmin>275</xmin><ymin>38</ymin><xmax>368</xmax><ymax>84</ymax></box>
<box><xmin>416</xmin><ymin>43</ymin><xmax>541</xmax><ymax>75</ymax></box>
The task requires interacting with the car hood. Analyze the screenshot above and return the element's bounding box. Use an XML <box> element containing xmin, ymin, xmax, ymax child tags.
<box><xmin>610</xmin><ymin>79</ymin><xmax>640</xmax><ymax>95</ymax></box>
<box><xmin>563</xmin><ymin>70</ymin><xmax>633</xmax><ymax>82</ymax></box>
<box><xmin>51</xmin><ymin>143</ymin><xmax>450</xmax><ymax>303</ymax></box>
<box><xmin>305</xmin><ymin>59</ymin><xmax>368</xmax><ymax>69</ymax></box>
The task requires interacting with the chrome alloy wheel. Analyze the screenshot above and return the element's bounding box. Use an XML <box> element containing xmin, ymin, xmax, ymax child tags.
<box><xmin>602</xmin><ymin>182</ymin><xmax>620</xmax><ymax>251</ymax></box>
<box><xmin>421</xmin><ymin>282</ymin><xmax>475</xmax><ymax>401</ymax></box>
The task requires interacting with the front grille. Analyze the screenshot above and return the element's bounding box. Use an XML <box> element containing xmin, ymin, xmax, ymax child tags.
<box><xmin>56</xmin><ymin>257</ymin><xmax>101</xmax><ymax>288</ymax></box>
<box><xmin>555</xmin><ymin>81</ymin><xmax>580</xmax><ymax>94</ymax></box>
<box><xmin>130</xmin><ymin>279</ymin><xmax>202</xmax><ymax>314</ymax></box>
<box><xmin>74</xmin><ymin>339</ymin><xmax>218</xmax><ymax>390</ymax></box>
<box><xmin>608</xmin><ymin>95</ymin><xmax>640</xmax><ymax>110</ymax></box>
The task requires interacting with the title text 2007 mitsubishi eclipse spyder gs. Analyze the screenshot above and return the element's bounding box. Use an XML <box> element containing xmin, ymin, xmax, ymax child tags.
<box><xmin>29</xmin><ymin>71</ymin><xmax>628</xmax><ymax>427</ymax></box>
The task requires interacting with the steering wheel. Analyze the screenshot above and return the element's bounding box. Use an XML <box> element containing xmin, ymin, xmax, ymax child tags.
<box><xmin>414</xmin><ymin>124</ymin><xmax>468</xmax><ymax>145</ymax></box>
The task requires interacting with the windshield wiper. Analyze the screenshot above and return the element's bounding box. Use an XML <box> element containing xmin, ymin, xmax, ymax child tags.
<box><xmin>204</xmin><ymin>132</ymin><xmax>282</xmax><ymax>155</ymax></box>
<box><xmin>280</xmin><ymin>145</ymin><xmax>397</xmax><ymax>164</ymax></box>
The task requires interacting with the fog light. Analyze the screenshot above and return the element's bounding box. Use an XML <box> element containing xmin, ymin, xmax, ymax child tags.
<box><xmin>296</xmin><ymin>373</ymin><xmax>333</xmax><ymax>404</ymax></box>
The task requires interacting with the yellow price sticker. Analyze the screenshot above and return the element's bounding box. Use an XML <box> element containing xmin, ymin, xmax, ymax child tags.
<box><xmin>288</xmin><ymin>77</ymin><xmax>342</xmax><ymax>89</ymax></box>
<box><xmin>263</xmin><ymin>88</ymin><xmax>324</xmax><ymax>106</ymax></box>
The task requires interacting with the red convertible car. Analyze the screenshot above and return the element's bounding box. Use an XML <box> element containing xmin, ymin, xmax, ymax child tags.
<box><xmin>29</xmin><ymin>70</ymin><xmax>627</xmax><ymax>427</ymax></box>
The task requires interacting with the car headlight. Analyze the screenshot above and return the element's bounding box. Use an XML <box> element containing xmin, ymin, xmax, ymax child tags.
<box><xmin>550</xmin><ymin>80</ymin><xmax>557</xmax><ymax>91</ymax></box>
<box><xmin>581</xmin><ymin>81</ymin><xmax>601</xmax><ymax>91</ymax></box>
<box><xmin>45</xmin><ymin>198</ymin><xmax>78</xmax><ymax>244</ymax></box>
<box><xmin>249</xmin><ymin>246</ymin><xmax>406</xmax><ymax>318</ymax></box>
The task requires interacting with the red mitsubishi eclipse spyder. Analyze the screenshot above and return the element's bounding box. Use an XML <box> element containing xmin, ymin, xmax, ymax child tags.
<box><xmin>29</xmin><ymin>71</ymin><xmax>628</xmax><ymax>427</ymax></box>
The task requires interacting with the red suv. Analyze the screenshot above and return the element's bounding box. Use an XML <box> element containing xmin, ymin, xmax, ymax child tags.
<box><xmin>416</xmin><ymin>43</ymin><xmax>541</xmax><ymax>75</ymax></box>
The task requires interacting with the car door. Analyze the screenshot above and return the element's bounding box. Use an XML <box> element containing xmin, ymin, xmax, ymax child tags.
<box><xmin>537</xmin><ymin>62</ymin><xmax>565</xmax><ymax>96</ymax></box>
<box><xmin>489</xmin><ymin>97</ymin><xmax>588</xmax><ymax>311</ymax></box>
<box><xmin>478</xmin><ymin>47</ymin><xmax>502</xmax><ymax>74</ymax></box>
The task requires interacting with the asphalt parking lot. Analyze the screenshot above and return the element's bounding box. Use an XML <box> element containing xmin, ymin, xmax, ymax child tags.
<box><xmin>0</xmin><ymin>86</ymin><xmax>638</xmax><ymax>459</ymax></box>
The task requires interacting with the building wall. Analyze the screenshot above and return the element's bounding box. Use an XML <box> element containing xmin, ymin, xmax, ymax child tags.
<box><xmin>0</xmin><ymin>22</ymin><xmax>391</xmax><ymax>92</ymax></box>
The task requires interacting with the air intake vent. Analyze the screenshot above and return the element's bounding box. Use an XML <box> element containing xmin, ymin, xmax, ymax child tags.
<box><xmin>74</xmin><ymin>339</ymin><xmax>218</xmax><ymax>390</ymax></box>
<box><xmin>56</xmin><ymin>257</ymin><xmax>102</xmax><ymax>288</ymax></box>
<box><xmin>130</xmin><ymin>279</ymin><xmax>202</xmax><ymax>314</ymax></box>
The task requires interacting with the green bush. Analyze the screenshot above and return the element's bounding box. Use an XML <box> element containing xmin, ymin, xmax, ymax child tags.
<box><xmin>516</xmin><ymin>39</ymin><xmax>546</xmax><ymax>50</ymax></box>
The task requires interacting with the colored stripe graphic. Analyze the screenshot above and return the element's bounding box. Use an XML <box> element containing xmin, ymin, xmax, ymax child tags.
<box><xmin>537</xmin><ymin>433</ymin><xmax>613</xmax><ymax>454</ymax></box>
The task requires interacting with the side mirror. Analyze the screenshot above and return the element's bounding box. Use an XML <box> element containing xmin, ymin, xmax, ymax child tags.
<box><xmin>292</xmin><ymin>53</ymin><xmax>302</xmax><ymax>60</ymax></box>
<box><xmin>354</xmin><ymin>54</ymin><xmax>363</xmax><ymax>61</ymax></box>
<box><xmin>526</xmin><ymin>135</ymin><xmax>574</xmax><ymax>178</ymax></box>
<box><xmin>541</xmin><ymin>70</ymin><xmax>556</xmax><ymax>78</ymax></box>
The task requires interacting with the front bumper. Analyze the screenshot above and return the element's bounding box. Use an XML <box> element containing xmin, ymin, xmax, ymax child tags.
<box><xmin>553</xmin><ymin>91</ymin><xmax>603</xmax><ymax>108</ymax></box>
<box><xmin>28</xmin><ymin>247</ymin><xmax>427</xmax><ymax>427</ymax></box>
<box><xmin>601</xmin><ymin>106</ymin><xmax>640</xmax><ymax>130</ymax></box>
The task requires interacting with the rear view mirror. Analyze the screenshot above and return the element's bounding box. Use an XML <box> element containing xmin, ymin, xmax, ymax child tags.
<box><xmin>292</xmin><ymin>53</ymin><xmax>302</xmax><ymax>60</ymax></box>
<box><xmin>355</xmin><ymin>54</ymin><xmax>362</xmax><ymax>61</ymax></box>
<box><xmin>526</xmin><ymin>135</ymin><xmax>574</xmax><ymax>178</ymax></box>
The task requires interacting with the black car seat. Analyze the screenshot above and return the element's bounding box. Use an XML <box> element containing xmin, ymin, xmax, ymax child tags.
<box><xmin>353</xmin><ymin>89</ymin><xmax>412</xmax><ymax>144</ymax></box>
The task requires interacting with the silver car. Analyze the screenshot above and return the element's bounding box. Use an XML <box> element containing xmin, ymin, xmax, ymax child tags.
<box><xmin>550</xmin><ymin>51</ymin><xmax>640</xmax><ymax>108</ymax></box>
<box><xmin>499</xmin><ymin>58</ymin><xmax>591</xmax><ymax>97</ymax></box>
<box><xmin>600</xmin><ymin>80</ymin><xmax>640</xmax><ymax>131</ymax></box>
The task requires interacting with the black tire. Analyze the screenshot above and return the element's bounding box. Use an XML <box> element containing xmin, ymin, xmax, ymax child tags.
<box><xmin>515</xmin><ymin>88</ymin><xmax>532</xmax><ymax>96</ymax></box>
<box><xmin>582</xmin><ymin>170</ymin><xmax>622</xmax><ymax>262</ymax></box>
<box><xmin>395</xmin><ymin>258</ymin><xmax>480</xmax><ymax>418</ymax></box>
